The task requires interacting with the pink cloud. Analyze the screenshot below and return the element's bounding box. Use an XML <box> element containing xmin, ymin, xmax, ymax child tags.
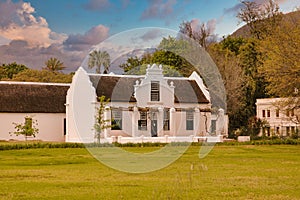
<box><xmin>83</xmin><ymin>0</ymin><xmax>111</xmax><ymax>11</ymax></box>
<box><xmin>0</xmin><ymin>0</ymin><xmax>66</xmax><ymax>48</ymax></box>
<box><xmin>140</xmin><ymin>0</ymin><xmax>177</xmax><ymax>21</ymax></box>
<box><xmin>64</xmin><ymin>25</ymin><xmax>110</xmax><ymax>51</ymax></box>
<box><xmin>0</xmin><ymin>1</ymin><xmax>112</xmax><ymax>71</ymax></box>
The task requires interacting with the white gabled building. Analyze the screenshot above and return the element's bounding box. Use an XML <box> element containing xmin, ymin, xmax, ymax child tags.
<box><xmin>66</xmin><ymin>64</ymin><xmax>226</xmax><ymax>143</ymax></box>
<box><xmin>0</xmin><ymin>64</ymin><xmax>228</xmax><ymax>143</ymax></box>
<box><xmin>256</xmin><ymin>98</ymin><xmax>300</xmax><ymax>136</ymax></box>
<box><xmin>0</xmin><ymin>81</ymin><xmax>70</xmax><ymax>141</ymax></box>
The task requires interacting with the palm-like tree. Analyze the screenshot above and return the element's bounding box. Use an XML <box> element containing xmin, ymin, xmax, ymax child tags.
<box><xmin>88</xmin><ymin>50</ymin><xmax>110</xmax><ymax>74</ymax></box>
<box><xmin>44</xmin><ymin>58</ymin><xmax>65</xmax><ymax>72</ymax></box>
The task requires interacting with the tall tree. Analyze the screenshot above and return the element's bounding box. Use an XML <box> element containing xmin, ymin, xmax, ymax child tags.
<box><xmin>259</xmin><ymin>16</ymin><xmax>300</xmax><ymax>97</ymax></box>
<box><xmin>259</xmin><ymin>14</ymin><xmax>300</xmax><ymax>123</ymax></box>
<box><xmin>179</xmin><ymin>20</ymin><xmax>216</xmax><ymax>49</ymax></box>
<box><xmin>208</xmin><ymin>36</ymin><xmax>269</xmax><ymax>136</ymax></box>
<box><xmin>88</xmin><ymin>50</ymin><xmax>110</xmax><ymax>74</ymax></box>
<box><xmin>44</xmin><ymin>58</ymin><xmax>65</xmax><ymax>72</ymax></box>
<box><xmin>208</xmin><ymin>38</ymin><xmax>244</xmax><ymax>119</ymax></box>
<box><xmin>237</xmin><ymin>0</ymin><xmax>282</xmax><ymax>39</ymax></box>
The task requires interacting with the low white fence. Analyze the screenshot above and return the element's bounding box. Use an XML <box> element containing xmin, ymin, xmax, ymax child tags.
<box><xmin>100</xmin><ymin>135</ymin><xmax>223</xmax><ymax>144</ymax></box>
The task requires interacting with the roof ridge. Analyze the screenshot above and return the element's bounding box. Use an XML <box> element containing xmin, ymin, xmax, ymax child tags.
<box><xmin>0</xmin><ymin>81</ymin><xmax>71</xmax><ymax>86</ymax></box>
<box><xmin>87</xmin><ymin>73</ymin><xmax>145</xmax><ymax>78</ymax></box>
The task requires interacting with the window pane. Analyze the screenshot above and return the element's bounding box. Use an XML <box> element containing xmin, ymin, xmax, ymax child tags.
<box><xmin>186</xmin><ymin>111</ymin><xmax>194</xmax><ymax>120</ymax></box>
<box><xmin>164</xmin><ymin>109</ymin><xmax>169</xmax><ymax>120</ymax></box>
<box><xmin>186</xmin><ymin>111</ymin><xmax>194</xmax><ymax>130</ymax></box>
<box><xmin>163</xmin><ymin>109</ymin><xmax>170</xmax><ymax>131</ymax></box>
<box><xmin>112</xmin><ymin>109</ymin><xmax>122</xmax><ymax>130</ymax></box>
<box><xmin>140</xmin><ymin>111</ymin><xmax>147</xmax><ymax>120</ymax></box>
<box><xmin>138</xmin><ymin>120</ymin><xmax>147</xmax><ymax>131</ymax></box>
<box><xmin>112</xmin><ymin>110</ymin><xmax>122</xmax><ymax>119</ymax></box>
<box><xmin>163</xmin><ymin>120</ymin><xmax>169</xmax><ymax>131</ymax></box>
<box><xmin>151</xmin><ymin>81</ymin><xmax>160</xmax><ymax>101</ymax></box>
<box><xmin>112</xmin><ymin>119</ymin><xmax>122</xmax><ymax>130</ymax></box>
<box><xmin>186</xmin><ymin>120</ymin><xmax>193</xmax><ymax>130</ymax></box>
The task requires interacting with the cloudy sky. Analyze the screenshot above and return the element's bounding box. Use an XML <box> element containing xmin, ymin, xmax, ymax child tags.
<box><xmin>0</xmin><ymin>0</ymin><xmax>299</xmax><ymax>72</ymax></box>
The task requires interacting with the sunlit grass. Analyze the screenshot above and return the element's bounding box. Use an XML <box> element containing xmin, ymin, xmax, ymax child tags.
<box><xmin>0</xmin><ymin>145</ymin><xmax>300</xmax><ymax>199</ymax></box>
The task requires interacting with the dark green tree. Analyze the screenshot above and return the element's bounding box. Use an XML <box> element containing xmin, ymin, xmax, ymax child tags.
<box><xmin>119</xmin><ymin>37</ymin><xmax>197</xmax><ymax>77</ymax></box>
<box><xmin>0</xmin><ymin>62</ymin><xmax>28</xmax><ymax>79</ymax></box>
<box><xmin>10</xmin><ymin>69</ymin><xmax>73</xmax><ymax>83</ymax></box>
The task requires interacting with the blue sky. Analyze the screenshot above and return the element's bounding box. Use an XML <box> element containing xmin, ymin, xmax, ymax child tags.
<box><xmin>22</xmin><ymin>0</ymin><xmax>299</xmax><ymax>36</ymax></box>
<box><xmin>0</xmin><ymin>0</ymin><xmax>299</xmax><ymax>72</ymax></box>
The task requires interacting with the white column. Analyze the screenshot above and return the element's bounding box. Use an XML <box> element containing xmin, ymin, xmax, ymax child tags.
<box><xmin>216</xmin><ymin>108</ymin><xmax>225</xmax><ymax>136</ymax></box>
<box><xmin>194</xmin><ymin>108</ymin><xmax>200</xmax><ymax>136</ymax></box>
<box><xmin>157</xmin><ymin>107</ymin><xmax>164</xmax><ymax>136</ymax></box>
<box><xmin>104</xmin><ymin>106</ymin><xmax>110</xmax><ymax>138</ymax></box>
<box><xmin>132</xmin><ymin>106</ymin><xmax>138</xmax><ymax>137</ymax></box>
<box><xmin>170</xmin><ymin>107</ymin><xmax>176</xmax><ymax>136</ymax></box>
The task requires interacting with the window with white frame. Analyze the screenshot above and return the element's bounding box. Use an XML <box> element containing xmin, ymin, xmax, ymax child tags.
<box><xmin>186</xmin><ymin>110</ymin><xmax>194</xmax><ymax>130</ymax></box>
<box><xmin>111</xmin><ymin>109</ymin><xmax>122</xmax><ymax>130</ymax></box>
<box><xmin>138</xmin><ymin>111</ymin><xmax>147</xmax><ymax>131</ymax></box>
<box><xmin>151</xmin><ymin>81</ymin><xmax>160</xmax><ymax>101</ymax></box>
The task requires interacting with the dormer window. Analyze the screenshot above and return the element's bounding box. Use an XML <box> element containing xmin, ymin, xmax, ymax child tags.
<box><xmin>151</xmin><ymin>81</ymin><xmax>160</xmax><ymax>101</ymax></box>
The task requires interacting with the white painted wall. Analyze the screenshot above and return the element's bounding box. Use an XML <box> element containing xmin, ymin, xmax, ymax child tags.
<box><xmin>66</xmin><ymin>67</ymin><xmax>97</xmax><ymax>143</ymax></box>
<box><xmin>0</xmin><ymin>113</ymin><xmax>65</xmax><ymax>141</ymax></box>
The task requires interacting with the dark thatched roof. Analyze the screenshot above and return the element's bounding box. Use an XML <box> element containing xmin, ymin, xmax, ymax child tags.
<box><xmin>90</xmin><ymin>75</ymin><xmax>138</xmax><ymax>102</ymax></box>
<box><xmin>171</xmin><ymin>79</ymin><xmax>209</xmax><ymax>104</ymax></box>
<box><xmin>0</xmin><ymin>82</ymin><xmax>69</xmax><ymax>113</ymax></box>
<box><xmin>89</xmin><ymin>75</ymin><xmax>209</xmax><ymax>104</ymax></box>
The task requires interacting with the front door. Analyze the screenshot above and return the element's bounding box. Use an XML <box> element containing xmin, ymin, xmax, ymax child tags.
<box><xmin>151</xmin><ymin>112</ymin><xmax>158</xmax><ymax>137</ymax></box>
<box><xmin>151</xmin><ymin>120</ymin><xmax>157</xmax><ymax>137</ymax></box>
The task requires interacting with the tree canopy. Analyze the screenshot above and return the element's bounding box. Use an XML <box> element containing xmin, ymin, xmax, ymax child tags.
<box><xmin>44</xmin><ymin>57</ymin><xmax>66</xmax><ymax>72</ymax></box>
<box><xmin>0</xmin><ymin>62</ymin><xmax>28</xmax><ymax>80</ymax></box>
<box><xmin>9</xmin><ymin>69</ymin><xmax>73</xmax><ymax>83</ymax></box>
<box><xmin>119</xmin><ymin>37</ymin><xmax>197</xmax><ymax>77</ymax></box>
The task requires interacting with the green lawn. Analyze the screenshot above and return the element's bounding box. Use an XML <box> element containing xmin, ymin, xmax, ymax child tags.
<box><xmin>0</xmin><ymin>145</ymin><xmax>300</xmax><ymax>199</ymax></box>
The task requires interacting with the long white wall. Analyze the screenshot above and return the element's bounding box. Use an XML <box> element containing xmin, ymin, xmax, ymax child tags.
<box><xmin>0</xmin><ymin>113</ymin><xmax>66</xmax><ymax>141</ymax></box>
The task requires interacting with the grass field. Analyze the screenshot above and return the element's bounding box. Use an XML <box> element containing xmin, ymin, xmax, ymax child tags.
<box><xmin>0</xmin><ymin>145</ymin><xmax>300</xmax><ymax>199</ymax></box>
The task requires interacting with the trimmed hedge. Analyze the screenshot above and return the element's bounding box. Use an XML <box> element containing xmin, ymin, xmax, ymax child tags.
<box><xmin>220</xmin><ymin>138</ymin><xmax>300</xmax><ymax>146</ymax></box>
<box><xmin>0</xmin><ymin>138</ymin><xmax>299</xmax><ymax>151</ymax></box>
<box><xmin>0</xmin><ymin>142</ymin><xmax>85</xmax><ymax>151</ymax></box>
